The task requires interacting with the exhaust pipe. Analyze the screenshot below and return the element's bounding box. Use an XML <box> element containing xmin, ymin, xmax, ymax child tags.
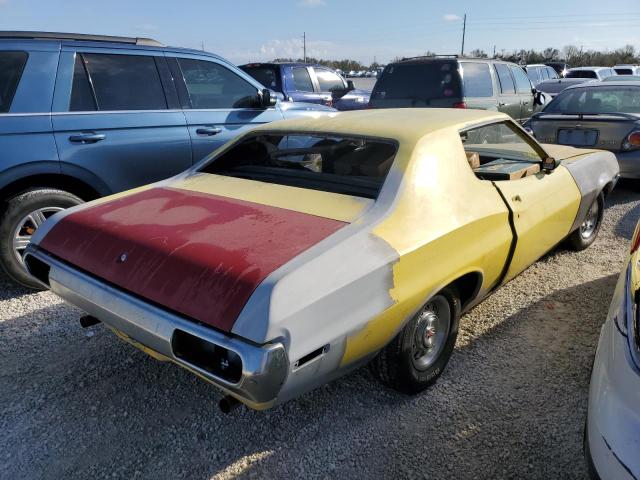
<box><xmin>79</xmin><ymin>315</ymin><xmax>101</xmax><ymax>328</ymax></box>
<box><xmin>219</xmin><ymin>395</ymin><xmax>242</xmax><ymax>414</ymax></box>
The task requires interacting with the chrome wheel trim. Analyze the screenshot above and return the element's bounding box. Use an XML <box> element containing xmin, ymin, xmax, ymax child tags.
<box><xmin>12</xmin><ymin>207</ymin><xmax>63</xmax><ymax>264</ymax></box>
<box><xmin>580</xmin><ymin>199</ymin><xmax>600</xmax><ymax>239</ymax></box>
<box><xmin>412</xmin><ymin>297</ymin><xmax>451</xmax><ymax>371</ymax></box>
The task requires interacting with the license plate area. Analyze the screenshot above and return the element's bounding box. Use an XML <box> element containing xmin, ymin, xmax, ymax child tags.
<box><xmin>557</xmin><ymin>128</ymin><xmax>598</xmax><ymax>146</ymax></box>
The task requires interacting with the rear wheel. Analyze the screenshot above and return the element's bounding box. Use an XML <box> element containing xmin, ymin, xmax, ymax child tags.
<box><xmin>0</xmin><ymin>188</ymin><xmax>83</xmax><ymax>289</ymax></box>
<box><xmin>567</xmin><ymin>193</ymin><xmax>603</xmax><ymax>251</ymax></box>
<box><xmin>370</xmin><ymin>287</ymin><xmax>461</xmax><ymax>394</ymax></box>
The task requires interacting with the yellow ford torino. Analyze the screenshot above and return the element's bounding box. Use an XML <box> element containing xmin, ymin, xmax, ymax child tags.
<box><xmin>24</xmin><ymin>109</ymin><xmax>619</xmax><ymax>411</ymax></box>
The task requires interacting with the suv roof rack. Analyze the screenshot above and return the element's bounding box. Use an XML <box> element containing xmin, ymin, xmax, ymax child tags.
<box><xmin>400</xmin><ymin>54</ymin><xmax>459</xmax><ymax>61</ymax></box>
<box><xmin>0</xmin><ymin>31</ymin><xmax>164</xmax><ymax>47</ymax></box>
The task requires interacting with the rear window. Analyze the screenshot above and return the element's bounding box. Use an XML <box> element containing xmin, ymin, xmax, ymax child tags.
<box><xmin>0</xmin><ymin>51</ymin><xmax>28</xmax><ymax>113</ymax></box>
<box><xmin>566</xmin><ymin>70</ymin><xmax>598</xmax><ymax>79</ymax></box>
<box><xmin>615</xmin><ymin>68</ymin><xmax>633</xmax><ymax>75</ymax></box>
<box><xmin>536</xmin><ymin>81</ymin><xmax>573</xmax><ymax>94</ymax></box>
<box><xmin>200</xmin><ymin>133</ymin><xmax>397</xmax><ymax>199</ymax></box>
<box><xmin>545</xmin><ymin>86</ymin><xmax>640</xmax><ymax>114</ymax></box>
<box><xmin>461</xmin><ymin>62</ymin><xmax>493</xmax><ymax>97</ymax></box>
<box><xmin>241</xmin><ymin>65</ymin><xmax>282</xmax><ymax>91</ymax></box>
<box><xmin>372</xmin><ymin>61</ymin><xmax>462</xmax><ymax>103</ymax></box>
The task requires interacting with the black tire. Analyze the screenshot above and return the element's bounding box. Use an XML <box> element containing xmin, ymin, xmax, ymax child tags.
<box><xmin>0</xmin><ymin>188</ymin><xmax>83</xmax><ymax>289</ymax></box>
<box><xmin>370</xmin><ymin>287</ymin><xmax>461</xmax><ymax>394</ymax></box>
<box><xmin>566</xmin><ymin>193</ymin><xmax>604</xmax><ymax>251</ymax></box>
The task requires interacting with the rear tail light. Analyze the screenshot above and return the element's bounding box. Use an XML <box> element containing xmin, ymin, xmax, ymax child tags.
<box><xmin>453</xmin><ymin>102</ymin><xmax>467</xmax><ymax>109</ymax></box>
<box><xmin>623</xmin><ymin>130</ymin><xmax>640</xmax><ymax>150</ymax></box>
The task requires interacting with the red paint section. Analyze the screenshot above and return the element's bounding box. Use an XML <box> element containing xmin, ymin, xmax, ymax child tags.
<box><xmin>40</xmin><ymin>187</ymin><xmax>346</xmax><ymax>332</ymax></box>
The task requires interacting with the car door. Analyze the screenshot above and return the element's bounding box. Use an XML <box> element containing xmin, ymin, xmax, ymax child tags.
<box><xmin>52</xmin><ymin>49</ymin><xmax>192</xmax><ymax>194</ymax></box>
<box><xmin>166</xmin><ymin>54</ymin><xmax>284</xmax><ymax>162</ymax></box>
<box><xmin>493</xmin><ymin>63</ymin><xmax>521</xmax><ymax>120</ymax></box>
<box><xmin>463</xmin><ymin>120</ymin><xmax>580</xmax><ymax>281</ymax></box>
<box><xmin>286</xmin><ymin>65</ymin><xmax>324</xmax><ymax>105</ymax></box>
<box><xmin>509</xmin><ymin>64</ymin><xmax>535</xmax><ymax>120</ymax></box>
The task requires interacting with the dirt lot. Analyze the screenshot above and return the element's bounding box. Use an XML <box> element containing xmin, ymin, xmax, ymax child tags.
<box><xmin>1</xmin><ymin>182</ymin><xmax>639</xmax><ymax>480</ymax></box>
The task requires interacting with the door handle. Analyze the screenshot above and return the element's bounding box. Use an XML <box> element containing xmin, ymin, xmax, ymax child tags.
<box><xmin>498</xmin><ymin>102</ymin><xmax>507</xmax><ymax>107</ymax></box>
<box><xmin>69</xmin><ymin>132</ymin><xmax>106</xmax><ymax>144</ymax></box>
<box><xmin>196</xmin><ymin>126</ymin><xmax>222</xmax><ymax>136</ymax></box>
<box><xmin>522</xmin><ymin>101</ymin><xmax>530</xmax><ymax>105</ymax></box>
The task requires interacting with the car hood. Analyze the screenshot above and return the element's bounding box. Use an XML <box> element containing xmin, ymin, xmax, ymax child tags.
<box><xmin>37</xmin><ymin>177</ymin><xmax>365</xmax><ymax>332</ymax></box>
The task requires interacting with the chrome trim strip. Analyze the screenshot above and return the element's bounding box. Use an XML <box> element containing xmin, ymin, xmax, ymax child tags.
<box><xmin>24</xmin><ymin>246</ymin><xmax>288</xmax><ymax>408</ymax></box>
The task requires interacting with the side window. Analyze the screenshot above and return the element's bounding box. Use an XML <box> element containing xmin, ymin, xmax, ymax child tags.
<box><xmin>494</xmin><ymin>64</ymin><xmax>515</xmax><ymax>94</ymax></box>
<box><xmin>526</xmin><ymin>67</ymin><xmax>538</xmax><ymax>83</ymax></box>
<box><xmin>460</xmin><ymin>121</ymin><xmax>544</xmax><ymax>180</ymax></box>
<box><xmin>81</xmin><ymin>53</ymin><xmax>167</xmax><ymax>111</ymax></box>
<box><xmin>314</xmin><ymin>68</ymin><xmax>344</xmax><ymax>92</ymax></box>
<box><xmin>0</xmin><ymin>51</ymin><xmax>28</xmax><ymax>113</ymax></box>
<box><xmin>178</xmin><ymin>58</ymin><xmax>258</xmax><ymax>109</ymax></box>
<box><xmin>292</xmin><ymin>67</ymin><xmax>314</xmax><ymax>92</ymax></box>
<box><xmin>70</xmin><ymin>54</ymin><xmax>97</xmax><ymax>111</ymax></box>
<box><xmin>510</xmin><ymin>65</ymin><xmax>532</xmax><ymax>94</ymax></box>
<box><xmin>461</xmin><ymin>62</ymin><xmax>493</xmax><ymax>97</ymax></box>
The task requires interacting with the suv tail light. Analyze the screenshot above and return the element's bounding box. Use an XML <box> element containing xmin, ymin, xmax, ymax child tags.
<box><xmin>453</xmin><ymin>102</ymin><xmax>467</xmax><ymax>109</ymax></box>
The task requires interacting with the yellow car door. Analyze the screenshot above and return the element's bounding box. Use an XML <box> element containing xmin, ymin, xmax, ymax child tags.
<box><xmin>493</xmin><ymin>167</ymin><xmax>581</xmax><ymax>281</ymax></box>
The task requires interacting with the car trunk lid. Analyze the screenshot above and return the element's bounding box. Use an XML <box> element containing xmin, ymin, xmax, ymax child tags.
<box><xmin>39</xmin><ymin>185</ymin><xmax>349</xmax><ymax>332</ymax></box>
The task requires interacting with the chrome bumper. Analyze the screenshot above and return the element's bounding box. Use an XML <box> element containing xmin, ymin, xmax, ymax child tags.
<box><xmin>24</xmin><ymin>245</ymin><xmax>288</xmax><ymax>410</ymax></box>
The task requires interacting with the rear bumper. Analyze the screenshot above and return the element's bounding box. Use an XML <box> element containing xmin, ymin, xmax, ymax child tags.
<box><xmin>24</xmin><ymin>245</ymin><xmax>288</xmax><ymax>410</ymax></box>
<box><xmin>616</xmin><ymin>150</ymin><xmax>640</xmax><ymax>179</ymax></box>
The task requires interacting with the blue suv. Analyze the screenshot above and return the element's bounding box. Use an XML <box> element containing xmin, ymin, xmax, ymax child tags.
<box><xmin>240</xmin><ymin>63</ymin><xmax>370</xmax><ymax>111</ymax></box>
<box><xmin>0</xmin><ymin>31</ymin><xmax>333</xmax><ymax>288</ymax></box>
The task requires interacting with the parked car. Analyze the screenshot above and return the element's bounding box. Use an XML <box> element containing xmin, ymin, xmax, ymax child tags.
<box><xmin>0</xmin><ymin>31</ymin><xmax>334</xmax><ymax>289</ymax></box>
<box><xmin>24</xmin><ymin>109</ymin><xmax>618</xmax><ymax>411</ymax></box>
<box><xmin>240</xmin><ymin>62</ymin><xmax>370</xmax><ymax>111</ymax></box>
<box><xmin>603</xmin><ymin>75</ymin><xmax>640</xmax><ymax>82</ymax></box>
<box><xmin>535</xmin><ymin>78</ymin><xmax>592</xmax><ymax>99</ymax></box>
<box><xmin>565</xmin><ymin>67</ymin><xmax>617</xmax><ymax>80</ymax></box>
<box><xmin>528</xmin><ymin>81</ymin><xmax>640</xmax><ymax>178</ymax></box>
<box><xmin>524</xmin><ymin>64</ymin><xmax>559</xmax><ymax>86</ymax></box>
<box><xmin>369</xmin><ymin>56</ymin><xmax>542</xmax><ymax>122</ymax></box>
<box><xmin>546</xmin><ymin>62</ymin><xmax>570</xmax><ymax>77</ymax></box>
<box><xmin>613</xmin><ymin>64</ymin><xmax>640</xmax><ymax>75</ymax></box>
<box><xmin>585</xmin><ymin>220</ymin><xmax>640</xmax><ymax>479</ymax></box>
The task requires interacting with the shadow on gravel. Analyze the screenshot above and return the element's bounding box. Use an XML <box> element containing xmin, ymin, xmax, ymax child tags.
<box><xmin>0</xmin><ymin>274</ymin><xmax>617</xmax><ymax>480</ymax></box>
<box><xmin>606</xmin><ymin>180</ymin><xmax>640</xmax><ymax>240</ymax></box>
<box><xmin>0</xmin><ymin>270</ymin><xmax>33</xmax><ymax>300</ymax></box>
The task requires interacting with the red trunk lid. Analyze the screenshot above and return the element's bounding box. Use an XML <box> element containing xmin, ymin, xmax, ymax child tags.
<box><xmin>40</xmin><ymin>187</ymin><xmax>346</xmax><ymax>332</ymax></box>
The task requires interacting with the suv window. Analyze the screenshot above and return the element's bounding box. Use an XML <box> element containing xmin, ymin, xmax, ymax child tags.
<box><xmin>526</xmin><ymin>67</ymin><xmax>539</xmax><ymax>83</ymax></box>
<box><xmin>80</xmin><ymin>54</ymin><xmax>166</xmax><ymax>111</ymax></box>
<box><xmin>371</xmin><ymin>61</ymin><xmax>462</xmax><ymax>102</ymax></box>
<box><xmin>292</xmin><ymin>67</ymin><xmax>314</xmax><ymax>91</ymax></box>
<box><xmin>0</xmin><ymin>51</ymin><xmax>28</xmax><ymax>113</ymax></box>
<box><xmin>494</xmin><ymin>64</ymin><xmax>515</xmax><ymax>94</ymax></box>
<box><xmin>70</xmin><ymin>54</ymin><xmax>97</xmax><ymax>111</ymax></box>
<box><xmin>315</xmin><ymin>68</ymin><xmax>344</xmax><ymax>91</ymax></box>
<box><xmin>178</xmin><ymin>58</ymin><xmax>258</xmax><ymax>109</ymax></box>
<box><xmin>510</xmin><ymin>65</ymin><xmax>532</xmax><ymax>93</ymax></box>
<box><xmin>241</xmin><ymin>65</ymin><xmax>281</xmax><ymax>91</ymax></box>
<box><xmin>200</xmin><ymin>133</ymin><xmax>397</xmax><ymax>199</ymax></box>
<box><xmin>461</xmin><ymin>62</ymin><xmax>493</xmax><ymax>97</ymax></box>
<box><xmin>566</xmin><ymin>70</ymin><xmax>598</xmax><ymax>79</ymax></box>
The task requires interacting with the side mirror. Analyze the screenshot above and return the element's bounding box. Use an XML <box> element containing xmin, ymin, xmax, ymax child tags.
<box><xmin>259</xmin><ymin>88</ymin><xmax>278</xmax><ymax>108</ymax></box>
<box><xmin>347</xmin><ymin>80</ymin><xmax>355</xmax><ymax>90</ymax></box>
<box><xmin>541</xmin><ymin>157</ymin><xmax>558</xmax><ymax>173</ymax></box>
<box><xmin>533</xmin><ymin>90</ymin><xmax>545</xmax><ymax>106</ymax></box>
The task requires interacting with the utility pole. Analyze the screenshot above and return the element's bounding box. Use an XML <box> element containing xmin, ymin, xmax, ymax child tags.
<box><xmin>201</xmin><ymin>40</ymin><xmax>205</xmax><ymax>52</ymax></box>
<box><xmin>493</xmin><ymin>45</ymin><xmax>496</xmax><ymax>58</ymax></box>
<box><xmin>303</xmin><ymin>32</ymin><xmax>307</xmax><ymax>63</ymax></box>
<box><xmin>461</xmin><ymin>14</ymin><xmax>466</xmax><ymax>57</ymax></box>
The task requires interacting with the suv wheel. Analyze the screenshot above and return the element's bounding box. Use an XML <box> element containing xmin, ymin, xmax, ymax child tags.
<box><xmin>0</xmin><ymin>188</ymin><xmax>83</xmax><ymax>289</ymax></box>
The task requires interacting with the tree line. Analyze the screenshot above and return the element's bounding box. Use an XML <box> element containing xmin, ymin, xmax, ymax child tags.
<box><xmin>272</xmin><ymin>45</ymin><xmax>639</xmax><ymax>70</ymax></box>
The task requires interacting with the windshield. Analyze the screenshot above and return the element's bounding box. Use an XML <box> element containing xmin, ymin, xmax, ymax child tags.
<box><xmin>566</xmin><ymin>70</ymin><xmax>598</xmax><ymax>79</ymax></box>
<box><xmin>240</xmin><ymin>65</ymin><xmax>282</xmax><ymax>92</ymax></box>
<box><xmin>200</xmin><ymin>134</ymin><xmax>397</xmax><ymax>199</ymax></box>
<box><xmin>371</xmin><ymin>61</ymin><xmax>462</xmax><ymax>104</ymax></box>
<box><xmin>545</xmin><ymin>86</ymin><xmax>640</xmax><ymax>113</ymax></box>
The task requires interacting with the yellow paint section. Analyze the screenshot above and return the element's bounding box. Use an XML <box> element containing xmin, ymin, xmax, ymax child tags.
<box><xmin>109</xmin><ymin>326</ymin><xmax>171</xmax><ymax>362</ymax></box>
<box><xmin>172</xmin><ymin>173</ymin><xmax>373</xmax><ymax>223</ymax></box>
<box><xmin>541</xmin><ymin>144</ymin><xmax>600</xmax><ymax>161</ymax></box>
<box><xmin>494</xmin><ymin>168</ymin><xmax>581</xmax><ymax>281</ymax></box>
<box><xmin>341</xmin><ymin>129</ymin><xmax>514</xmax><ymax>365</ymax></box>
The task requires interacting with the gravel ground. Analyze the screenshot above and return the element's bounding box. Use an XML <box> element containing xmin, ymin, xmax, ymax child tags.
<box><xmin>1</xmin><ymin>182</ymin><xmax>639</xmax><ymax>480</ymax></box>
